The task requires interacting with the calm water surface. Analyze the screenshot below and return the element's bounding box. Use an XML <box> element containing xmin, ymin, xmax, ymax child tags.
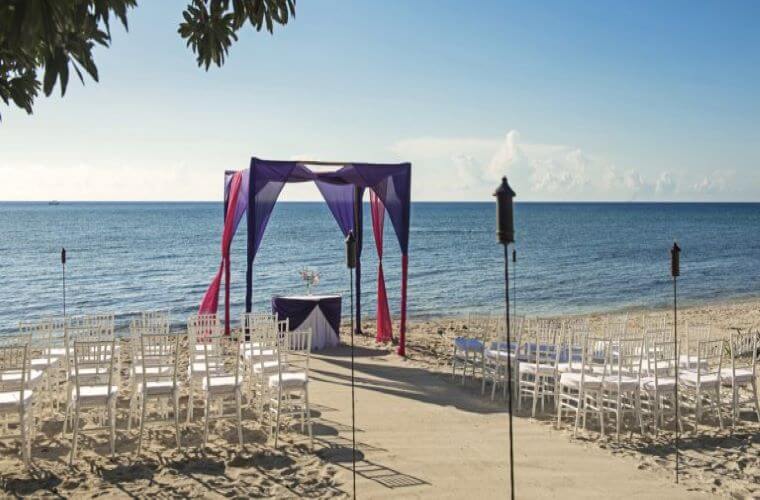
<box><xmin>1</xmin><ymin>202</ymin><xmax>758</xmax><ymax>334</ymax></box>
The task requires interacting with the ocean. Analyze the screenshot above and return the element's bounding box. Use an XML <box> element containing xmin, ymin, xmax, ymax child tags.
<box><xmin>1</xmin><ymin>202</ymin><xmax>759</xmax><ymax>334</ymax></box>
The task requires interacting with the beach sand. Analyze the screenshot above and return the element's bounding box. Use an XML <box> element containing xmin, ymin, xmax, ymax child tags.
<box><xmin>0</xmin><ymin>299</ymin><xmax>758</xmax><ymax>498</ymax></box>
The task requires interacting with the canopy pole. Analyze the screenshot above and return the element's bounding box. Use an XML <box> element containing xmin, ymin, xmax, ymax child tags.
<box><xmin>354</xmin><ymin>186</ymin><xmax>363</xmax><ymax>334</ymax></box>
<box><xmin>398</xmin><ymin>253</ymin><xmax>408</xmax><ymax>356</ymax></box>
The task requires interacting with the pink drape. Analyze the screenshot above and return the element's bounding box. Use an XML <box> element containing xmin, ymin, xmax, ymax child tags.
<box><xmin>370</xmin><ymin>191</ymin><xmax>393</xmax><ymax>343</ymax></box>
<box><xmin>398</xmin><ymin>253</ymin><xmax>408</xmax><ymax>356</ymax></box>
<box><xmin>199</xmin><ymin>171</ymin><xmax>243</xmax><ymax>334</ymax></box>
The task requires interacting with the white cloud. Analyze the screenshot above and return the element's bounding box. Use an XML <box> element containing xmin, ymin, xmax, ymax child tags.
<box><xmin>388</xmin><ymin>130</ymin><xmax>751</xmax><ymax>201</ymax></box>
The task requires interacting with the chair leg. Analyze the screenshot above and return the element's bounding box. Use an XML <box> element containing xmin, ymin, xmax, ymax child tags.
<box><xmin>187</xmin><ymin>384</ymin><xmax>194</xmax><ymax>423</ymax></box>
<box><xmin>715</xmin><ymin>387</ymin><xmax>723</xmax><ymax>430</ymax></box>
<box><xmin>109</xmin><ymin>398</ymin><xmax>116</xmax><ymax>458</ymax></box>
<box><xmin>128</xmin><ymin>388</ymin><xmax>136</xmax><ymax>433</ymax></box>
<box><xmin>20</xmin><ymin>406</ymin><xmax>29</xmax><ymax>467</ymax></box>
<box><xmin>462</xmin><ymin>351</ymin><xmax>468</xmax><ymax>385</ymax></box>
<box><xmin>69</xmin><ymin>406</ymin><xmax>79</xmax><ymax>466</ymax></box>
<box><xmin>203</xmin><ymin>394</ymin><xmax>210</xmax><ymax>448</ymax></box>
<box><xmin>174</xmin><ymin>392</ymin><xmax>182</xmax><ymax>450</ymax></box>
<box><xmin>598</xmin><ymin>393</ymin><xmax>605</xmax><ymax>437</ymax></box>
<box><xmin>752</xmin><ymin>379</ymin><xmax>760</xmax><ymax>422</ymax></box>
<box><xmin>531</xmin><ymin>377</ymin><xmax>539</xmax><ymax>418</ymax></box>
<box><xmin>451</xmin><ymin>347</ymin><xmax>457</xmax><ymax>380</ymax></box>
<box><xmin>274</xmin><ymin>389</ymin><xmax>282</xmax><ymax>448</ymax></box>
<box><xmin>574</xmin><ymin>390</ymin><xmax>584</xmax><ymax>437</ymax></box>
<box><xmin>137</xmin><ymin>392</ymin><xmax>147</xmax><ymax>456</ymax></box>
<box><xmin>615</xmin><ymin>394</ymin><xmax>622</xmax><ymax>441</ymax></box>
<box><xmin>305</xmin><ymin>387</ymin><xmax>313</xmax><ymax>451</ymax></box>
<box><xmin>236</xmin><ymin>390</ymin><xmax>244</xmax><ymax>447</ymax></box>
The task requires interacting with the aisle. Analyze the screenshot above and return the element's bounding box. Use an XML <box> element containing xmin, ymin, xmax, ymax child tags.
<box><xmin>309</xmin><ymin>345</ymin><xmax>704</xmax><ymax>499</ymax></box>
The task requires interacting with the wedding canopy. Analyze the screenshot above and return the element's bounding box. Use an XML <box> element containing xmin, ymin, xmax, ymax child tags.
<box><xmin>199</xmin><ymin>157</ymin><xmax>412</xmax><ymax>355</ymax></box>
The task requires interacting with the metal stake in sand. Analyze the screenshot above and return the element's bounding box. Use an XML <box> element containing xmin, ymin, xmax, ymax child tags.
<box><xmin>494</xmin><ymin>176</ymin><xmax>516</xmax><ymax>500</ymax></box>
<box><xmin>671</xmin><ymin>241</ymin><xmax>681</xmax><ymax>484</ymax></box>
<box><xmin>512</xmin><ymin>249</ymin><xmax>517</xmax><ymax>319</ymax></box>
<box><xmin>61</xmin><ymin>248</ymin><xmax>67</xmax><ymax>320</ymax></box>
<box><xmin>345</xmin><ymin>231</ymin><xmax>358</xmax><ymax>498</ymax></box>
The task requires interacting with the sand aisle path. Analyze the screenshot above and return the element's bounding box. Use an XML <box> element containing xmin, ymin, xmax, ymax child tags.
<box><xmin>310</xmin><ymin>345</ymin><xmax>704</xmax><ymax>499</ymax></box>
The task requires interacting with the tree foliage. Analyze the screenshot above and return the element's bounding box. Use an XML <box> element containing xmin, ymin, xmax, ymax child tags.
<box><xmin>0</xmin><ymin>0</ymin><xmax>296</xmax><ymax>120</ymax></box>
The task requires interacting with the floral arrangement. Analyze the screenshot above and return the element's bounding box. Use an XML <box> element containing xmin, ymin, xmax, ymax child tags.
<box><xmin>299</xmin><ymin>267</ymin><xmax>320</xmax><ymax>295</ymax></box>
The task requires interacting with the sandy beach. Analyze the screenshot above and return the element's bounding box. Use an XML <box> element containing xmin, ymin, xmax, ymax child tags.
<box><xmin>0</xmin><ymin>299</ymin><xmax>756</xmax><ymax>498</ymax></box>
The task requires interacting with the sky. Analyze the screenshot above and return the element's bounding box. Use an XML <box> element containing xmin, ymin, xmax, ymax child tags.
<box><xmin>1</xmin><ymin>0</ymin><xmax>759</xmax><ymax>202</ymax></box>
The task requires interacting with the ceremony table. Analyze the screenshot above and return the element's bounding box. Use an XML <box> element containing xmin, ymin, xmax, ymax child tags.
<box><xmin>271</xmin><ymin>295</ymin><xmax>342</xmax><ymax>350</ymax></box>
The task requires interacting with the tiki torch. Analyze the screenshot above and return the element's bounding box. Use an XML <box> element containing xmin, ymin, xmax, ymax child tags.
<box><xmin>494</xmin><ymin>176</ymin><xmax>516</xmax><ymax>500</ymax></box>
<box><xmin>345</xmin><ymin>231</ymin><xmax>358</xmax><ymax>498</ymax></box>
<box><xmin>671</xmin><ymin>241</ymin><xmax>680</xmax><ymax>483</ymax></box>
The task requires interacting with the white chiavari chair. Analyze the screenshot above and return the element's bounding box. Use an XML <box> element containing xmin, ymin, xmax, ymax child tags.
<box><xmin>140</xmin><ymin>310</ymin><xmax>171</xmax><ymax>333</ymax></box>
<box><xmin>556</xmin><ymin>332</ymin><xmax>604</xmax><ymax>436</ymax></box>
<box><xmin>452</xmin><ymin>312</ymin><xmax>488</xmax><ymax>385</ymax></box>
<box><xmin>518</xmin><ymin>319</ymin><xmax>561</xmax><ymax>417</ymax></box>
<box><xmin>200</xmin><ymin>330</ymin><xmax>244</xmax><ymax>448</ymax></box>
<box><xmin>721</xmin><ymin>329</ymin><xmax>760</xmax><ymax>425</ymax></box>
<box><xmin>186</xmin><ymin>314</ymin><xmax>221</xmax><ymax>423</ymax></box>
<box><xmin>66</xmin><ymin>339</ymin><xmax>118</xmax><ymax>465</ymax></box>
<box><xmin>482</xmin><ymin>315</ymin><xmax>525</xmax><ymax>400</ymax></box>
<box><xmin>600</xmin><ymin>337</ymin><xmax>645</xmax><ymax>439</ymax></box>
<box><xmin>134</xmin><ymin>331</ymin><xmax>182</xmax><ymax>454</ymax></box>
<box><xmin>681</xmin><ymin>322</ymin><xmax>710</xmax><ymax>369</ymax></box>
<box><xmin>678</xmin><ymin>339</ymin><xmax>724</xmax><ymax>432</ymax></box>
<box><xmin>639</xmin><ymin>340</ymin><xmax>682</xmax><ymax>435</ymax></box>
<box><xmin>269</xmin><ymin>327</ymin><xmax>313</xmax><ymax>450</ymax></box>
<box><xmin>0</xmin><ymin>343</ymin><xmax>34</xmax><ymax>466</ymax></box>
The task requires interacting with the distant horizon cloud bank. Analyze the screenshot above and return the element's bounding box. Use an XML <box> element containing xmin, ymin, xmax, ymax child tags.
<box><xmin>0</xmin><ymin>129</ymin><xmax>755</xmax><ymax>202</ymax></box>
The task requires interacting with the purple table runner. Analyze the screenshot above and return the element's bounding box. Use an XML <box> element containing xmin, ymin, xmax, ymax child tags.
<box><xmin>272</xmin><ymin>295</ymin><xmax>342</xmax><ymax>337</ymax></box>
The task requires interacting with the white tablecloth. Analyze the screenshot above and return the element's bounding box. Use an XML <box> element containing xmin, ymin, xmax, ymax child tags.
<box><xmin>276</xmin><ymin>295</ymin><xmax>341</xmax><ymax>351</ymax></box>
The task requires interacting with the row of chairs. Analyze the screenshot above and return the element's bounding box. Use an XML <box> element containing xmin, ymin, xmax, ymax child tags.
<box><xmin>454</xmin><ymin>313</ymin><xmax>760</xmax><ymax>440</ymax></box>
<box><xmin>0</xmin><ymin>311</ymin><xmax>314</xmax><ymax>466</ymax></box>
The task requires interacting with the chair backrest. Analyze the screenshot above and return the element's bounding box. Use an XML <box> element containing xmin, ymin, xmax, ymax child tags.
<box><xmin>278</xmin><ymin>328</ymin><xmax>313</xmax><ymax>376</ymax></box>
<box><xmin>491</xmin><ymin>315</ymin><xmax>525</xmax><ymax>352</ymax></box>
<box><xmin>141</xmin><ymin>310</ymin><xmax>170</xmax><ymax>333</ymax></box>
<box><xmin>642</xmin><ymin>313</ymin><xmax>666</xmax><ymax>336</ymax></box>
<box><xmin>72</xmin><ymin>340</ymin><xmax>117</xmax><ymax>394</ymax></box>
<box><xmin>695</xmin><ymin>339</ymin><xmax>724</xmax><ymax>380</ymax></box>
<box><xmin>578</xmin><ymin>332</ymin><xmax>606</xmax><ymax>387</ymax></box>
<box><xmin>685</xmin><ymin>322</ymin><xmax>711</xmax><ymax>356</ymax></box>
<box><xmin>0</xmin><ymin>344</ymin><xmax>30</xmax><ymax>399</ymax></box>
<box><xmin>203</xmin><ymin>332</ymin><xmax>242</xmax><ymax>387</ymax></box>
<box><xmin>605</xmin><ymin>338</ymin><xmax>644</xmax><ymax>383</ymax></box>
<box><xmin>652</xmin><ymin>340</ymin><xmax>677</xmax><ymax>383</ymax></box>
<box><xmin>728</xmin><ymin>330</ymin><xmax>757</xmax><ymax>376</ymax></box>
<box><xmin>525</xmin><ymin>320</ymin><xmax>560</xmax><ymax>367</ymax></box>
<box><xmin>603</xmin><ymin>314</ymin><xmax>629</xmax><ymax>339</ymax></box>
<box><xmin>140</xmin><ymin>332</ymin><xmax>180</xmax><ymax>387</ymax></box>
<box><xmin>188</xmin><ymin>314</ymin><xmax>221</xmax><ymax>348</ymax></box>
<box><xmin>67</xmin><ymin>314</ymin><xmax>115</xmax><ymax>343</ymax></box>
<box><xmin>558</xmin><ymin>318</ymin><xmax>588</xmax><ymax>369</ymax></box>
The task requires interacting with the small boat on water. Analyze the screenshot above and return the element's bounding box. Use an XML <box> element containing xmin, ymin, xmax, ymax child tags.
<box><xmin>48</xmin><ymin>200</ymin><xmax>60</xmax><ymax>205</ymax></box>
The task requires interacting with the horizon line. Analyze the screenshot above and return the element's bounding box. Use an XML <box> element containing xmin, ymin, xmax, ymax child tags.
<box><xmin>2</xmin><ymin>199</ymin><xmax>759</xmax><ymax>204</ymax></box>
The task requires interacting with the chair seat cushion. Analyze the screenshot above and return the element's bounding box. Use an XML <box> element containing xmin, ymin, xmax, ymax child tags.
<box><xmin>202</xmin><ymin>376</ymin><xmax>241</xmax><ymax>393</ymax></box>
<box><xmin>720</xmin><ymin>367</ymin><xmax>754</xmax><ymax>384</ymax></box>
<box><xmin>253</xmin><ymin>360</ymin><xmax>280</xmax><ymax>374</ymax></box>
<box><xmin>454</xmin><ymin>337</ymin><xmax>484</xmax><ymax>352</ymax></box>
<box><xmin>268</xmin><ymin>371</ymin><xmax>308</xmax><ymax>389</ymax></box>
<box><xmin>485</xmin><ymin>349</ymin><xmax>515</xmax><ymax>361</ymax></box>
<box><xmin>519</xmin><ymin>363</ymin><xmax>555</xmax><ymax>375</ymax></box>
<box><xmin>559</xmin><ymin>372</ymin><xmax>601</xmax><ymax>390</ymax></box>
<box><xmin>1</xmin><ymin>370</ymin><xmax>44</xmax><ymax>385</ymax></box>
<box><xmin>72</xmin><ymin>385</ymin><xmax>118</xmax><ymax>402</ymax></box>
<box><xmin>244</xmin><ymin>348</ymin><xmax>276</xmax><ymax>359</ymax></box>
<box><xmin>134</xmin><ymin>365</ymin><xmax>173</xmax><ymax>377</ymax></box>
<box><xmin>557</xmin><ymin>362</ymin><xmax>585</xmax><ymax>373</ymax></box>
<box><xmin>142</xmin><ymin>380</ymin><xmax>179</xmax><ymax>395</ymax></box>
<box><xmin>602</xmin><ymin>376</ymin><xmax>639</xmax><ymax>392</ymax></box>
<box><xmin>640</xmin><ymin>376</ymin><xmax>676</xmax><ymax>392</ymax></box>
<box><xmin>31</xmin><ymin>357</ymin><xmax>61</xmax><ymax>369</ymax></box>
<box><xmin>0</xmin><ymin>390</ymin><xmax>34</xmax><ymax>410</ymax></box>
<box><xmin>679</xmin><ymin>370</ymin><xmax>720</xmax><ymax>387</ymax></box>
